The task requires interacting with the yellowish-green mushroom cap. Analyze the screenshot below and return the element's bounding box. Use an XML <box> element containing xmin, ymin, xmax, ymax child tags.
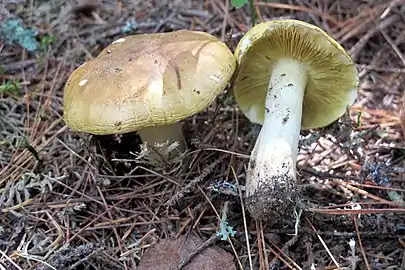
<box><xmin>63</xmin><ymin>30</ymin><xmax>236</xmax><ymax>135</ymax></box>
<box><xmin>233</xmin><ymin>19</ymin><xmax>359</xmax><ymax>130</ymax></box>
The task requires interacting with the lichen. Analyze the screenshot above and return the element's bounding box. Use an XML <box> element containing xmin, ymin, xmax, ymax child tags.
<box><xmin>0</xmin><ymin>18</ymin><xmax>39</xmax><ymax>51</ymax></box>
<box><xmin>216</xmin><ymin>215</ymin><xmax>236</xmax><ymax>241</ymax></box>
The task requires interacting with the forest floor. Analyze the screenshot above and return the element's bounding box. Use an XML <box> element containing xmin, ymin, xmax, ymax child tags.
<box><xmin>1</xmin><ymin>1</ymin><xmax>405</xmax><ymax>269</ymax></box>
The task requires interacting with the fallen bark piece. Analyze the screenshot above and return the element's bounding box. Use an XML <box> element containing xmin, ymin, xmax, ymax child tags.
<box><xmin>138</xmin><ymin>234</ymin><xmax>236</xmax><ymax>270</ymax></box>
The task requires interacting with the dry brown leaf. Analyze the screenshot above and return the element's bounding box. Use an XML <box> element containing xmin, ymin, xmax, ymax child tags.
<box><xmin>138</xmin><ymin>234</ymin><xmax>236</xmax><ymax>270</ymax></box>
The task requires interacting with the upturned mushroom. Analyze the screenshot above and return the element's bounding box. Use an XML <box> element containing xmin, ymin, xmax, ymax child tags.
<box><xmin>232</xmin><ymin>20</ymin><xmax>359</xmax><ymax>221</ymax></box>
<box><xmin>63</xmin><ymin>30</ymin><xmax>236</xmax><ymax>158</ymax></box>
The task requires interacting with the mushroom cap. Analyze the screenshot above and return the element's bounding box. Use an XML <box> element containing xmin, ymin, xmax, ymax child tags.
<box><xmin>63</xmin><ymin>30</ymin><xmax>236</xmax><ymax>135</ymax></box>
<box><xmin>232</xmin><ymin>20</ymin><xmax>359</xmax><ymax>130</ymax></box>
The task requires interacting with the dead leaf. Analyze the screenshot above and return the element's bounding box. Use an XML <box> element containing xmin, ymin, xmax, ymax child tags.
<box><xmin>138</xmin><ymin>234</ymin><xmax>237</xmax><ymax>270</ymax></box>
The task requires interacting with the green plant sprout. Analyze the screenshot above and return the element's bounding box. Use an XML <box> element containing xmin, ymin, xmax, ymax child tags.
<box><xmin>356</xmin><ymin>111</ymin><xmax>362</xmax><ymax>127</ymax></box>
<box><xmin>0</xmin><ymin>64</ymin><xmax>6</xmax><ymax>75</ymax></box>
<box><xmin>0</xmin><ymin>80</ymin><xmax>21</xmax><ymax>94</ymax></box>
<box><xmin>231</xmin><ymin>0</ymin><xmax>257</xmax><ymax>25</ymax></box>
<box><xmin>37</xmin><ymin>35</ymin><xmax>56</xmax><ymax>68</ymax></box>
<box><xmin>39</xmin><ymin>35</ymin><xmax>56</xmax><ymax>52</ymax></box>
<box><xmin>231</xmin><ymin>0</ymin><xmax>249</xmax><ymax>8</ymax></box>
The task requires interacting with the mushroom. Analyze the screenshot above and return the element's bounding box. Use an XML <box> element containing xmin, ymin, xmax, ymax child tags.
<box><xmin>232</xmin><ymin>20</ymin><xmax>359</xmax><ymax>221</ymax></box>
<box><xmin>63</xmin><ymin>30</ymin><xmax>236</xmax><ymax>159</ymax></box>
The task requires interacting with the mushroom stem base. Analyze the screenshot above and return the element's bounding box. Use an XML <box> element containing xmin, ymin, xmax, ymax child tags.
<box><xmin>246</xmin><ymin>169</ymin><xmax>298</xmax><ymax>222</ymax></box>
<box><xmin>245</xmin><ymin>140</ymin><xmax>299</xmax><ymax>222</ymax></box>
<box><xmin>137</xmin><ymin>122</ymin><xmax>187</xmax><ymax>161</ymax></box>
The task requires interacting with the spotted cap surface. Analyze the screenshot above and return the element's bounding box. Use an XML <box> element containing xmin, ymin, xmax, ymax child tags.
<box><xmin>63</xmin><ymin>30</ymin><xmax>236</xmax><ymax>135</ymax></box>
<box><xmin>232</xmin><ymin>20</ymin><xmax>359</xmax><ymax>130</ymax></box>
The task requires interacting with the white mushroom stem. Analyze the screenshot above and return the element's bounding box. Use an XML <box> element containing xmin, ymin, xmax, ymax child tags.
<box><xmin>245</xmin><ymin>58</ymin><xmax>308</xmax><ymax>220</ymax></box>
<box><xmin>137</xmin><ymin>122</ymin><xmax>187</xmax><ymax>160</ymax></box>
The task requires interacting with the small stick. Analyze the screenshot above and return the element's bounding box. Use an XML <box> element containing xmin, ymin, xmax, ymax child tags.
<box><xmin>353</xmin><ymin>217</ymin><xmax>371</xmax><ymax>270</ymax></box>
<box><xmin>307</xmin><ymin>219</ymin><xmax>340</xmax><ymax>268</ymax></box>
<box><xmin>232</xmin><ymin>166</ymin><xmax>253</xmax><ymax>270</ymax></box>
